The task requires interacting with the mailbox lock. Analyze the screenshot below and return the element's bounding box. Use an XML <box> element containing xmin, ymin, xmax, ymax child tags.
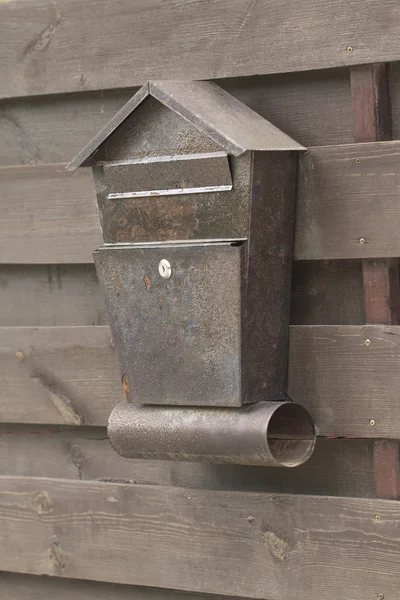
<box><xmin>158</xmin><ymin>259</ymin><xmax>172</xmax><ymax>279</ymax></box>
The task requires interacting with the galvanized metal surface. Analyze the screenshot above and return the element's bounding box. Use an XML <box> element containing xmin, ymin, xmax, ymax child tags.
<box><xmin>94</xmin><ymin>243</ymin><xmax>243</xmax><ymax>407</ymax></box>
<box><xmin>108</xmin><ymin>400</ymin><xmax>316</xmax><ymax>467</ymax></box>
<box><xmin>92</xmin><ymin>136</ymin><xmax>251</xmax><ymax>245</ymax></box>
<box><xmin>103</xmin><ymin>152</ymin><xmax>232</xmax><ymax>199</ymax></box>
<box><xmin>66</xmin><ymin>80</ymin><xmax>305</xmax><ymax>171</ymax></box>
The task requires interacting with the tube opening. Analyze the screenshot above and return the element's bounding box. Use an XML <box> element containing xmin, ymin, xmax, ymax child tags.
<box><xmin>266</xmin><ymin>403</ymin><xmax>316</xmax><ymax>467</ymax></box>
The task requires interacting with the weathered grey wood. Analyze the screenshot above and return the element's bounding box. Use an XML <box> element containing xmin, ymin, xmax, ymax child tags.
<box><xmin>0</xmin><ymin>263</ymin><xmax>362</xmax><ymax>328</ymax></box>
<box><xmin>0</xmin><ymin>425</ymin><xmax>376</xmax><ymax>497</ymax></box>
<box><xmin>0</xmin><ymin>572</ymin><xmax>241</xmax><ymax>600</ymax></box>
<box><xmin>0</xmin><ymin>265</ymin><xmax>106</xmax><ymax>326</ymax></box>
<box><xmin>2</xmin><ymin>325</ymin><xmax>400</xmax><ymax>438</ymax></box>
<box><xmin>5</xmin><ymin>139</ymin><xmax>400</xmax><ymax>263</ymax></box>
<box><xmin>289</xmin><ymin>325</ymin><xmax>400</xmax><ymax>438</ymax></box>
<box><xmin>1</xmin><ymin>0</ymin><xmax>400</xmax><ymax>98</ymax></box>
<box><xmin>0</xmin><ymin>69</ymin><xmax>352</xmax><ymax>167</ymax></box>
<box><xmin>0</xmin><ymin>164</ymin><xmax>101</xmax><ymax>264</ymax></box>
<box><xmin>291</xmin><ymin>260</ymin><xmax>365</xmax><ymax>324</ymax></box>
<box><xmin>295</xmin><ymin>140</ymin><xmax>400</xmax><ymax>259</ymax></box>
<box><xmin>0</xmin><ymin>476</ymin><xmax>399</xmax><ymax>599</ymax></box>
<box><xmin>0</xmin><ymin>326</ymin><xmax>124</xmax><ymax>425</ymax></box>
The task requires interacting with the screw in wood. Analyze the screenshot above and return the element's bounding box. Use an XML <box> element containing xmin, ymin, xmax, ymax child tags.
<box><xmin>378</xmin><ymin>594</ymin><xmax>384</xmax><ymax>599</ymax></box>
<box><xmin>375</xmin><ymin>514</ymin><xmax>381</xmax><ymax>521</ymax></box>
<box><xmin>355</xmin><ymin>158</ymin><xmax>360</xmax><ymax>163</ymax></box>
<box><xmin>347</xmin><ymin>46</ymin><xmax>353</xmax><ymax>53</ymax></box>
<box><xmin>369</xmin><ymin>419</ymin><xmax>376</xmax><ymax>427</ymax></box>
<box><xmin>364</xmin><ymin>339</ymin><xmax>371</xmax><ymax>347</ymax></box>
<box><xmin>15</xmin><ymin>350</ymin><xmax>25</xmax><ymax>361</ymax></box>
<box><xmin>359</xmin><ymin>237</ymin><xmax>365</xmax><ymax>244</ymax></box>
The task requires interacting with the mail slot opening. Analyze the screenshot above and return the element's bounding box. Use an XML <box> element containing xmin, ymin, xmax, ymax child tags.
<box><xmin>266</xmin><ymin>402</ymin><xmax>316</xmax><ymax>467</ymax></box>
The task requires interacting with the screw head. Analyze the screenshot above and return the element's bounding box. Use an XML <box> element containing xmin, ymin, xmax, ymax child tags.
<box><xmin>158</xmin><ymin>259</ymin><xmax>172</xmax><ymax>279</ymax></box>
<box><xmin>375</xmin><ymin>514</ymin><xmax>381</xmax><ymax>521</ymax></box>
<box><xmin>347</xmin><ymin>46</ymin><xmax>353</xmax><ymax>53</ymax></box>
<box><xmin>378</xmin><ymin>593</ymin><xmax>384</xmax><ymax>599</ymax></box>
<box><xmin>364</xmin><ymin>339</ymin><xmax>371</xmax><ymax>347</ymax></box>
<box><xmin>359</xmin><ymin>237</ymin><xmax>366</xmax><ymax>245</ymax></box>
<box><xmin>370</xmin><ymin>419</ymin><xmax>376</xmax><ymax>427</ymax></box>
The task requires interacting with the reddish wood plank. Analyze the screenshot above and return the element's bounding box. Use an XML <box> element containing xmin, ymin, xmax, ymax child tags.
<box><xmin>351</xmin><ymin>63</ymin><xmax>391</xmax><ymax>143</ymax></box>
<box><xmin>362</xmin><ymin>258</ymin><xmax>400</xmax><ymax>324</ymax></box>
<box><xmin>351</xmin><ymin>63</ymin><xmax>400</xmax><ymax>499</ymax></box>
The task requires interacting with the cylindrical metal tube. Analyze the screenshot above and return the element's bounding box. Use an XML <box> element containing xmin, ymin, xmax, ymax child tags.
<box><xmin>108</xmin><ymin>401</ymin><xmax>316</xmax><ymax>467</ymax></box>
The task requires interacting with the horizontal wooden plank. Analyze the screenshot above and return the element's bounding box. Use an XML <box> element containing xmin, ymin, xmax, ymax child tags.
<box><xmin>0</xmin><ymin>265</ymin><xmax>107</xmax><ymax>326</ymax></box>
<box><xmin>0</xmin><ymin>141</ymin><xmax>400</xmax><ymax>264</ymax></box>
<box><xmin>296</xmin><ymin>140</ymin><xmax>400</xmax><ymax>259</ymax></box>
<box><xmin>289</xmin><ymin>325</ymin><xmax>400</xmax><ymax>437</ymax></box>
<box><xmin>0</xmin><ymin>261</ymin><xmax>363</xmax><ymax>328</ymax></box>
<box><xmin>1</xmin><ymin>325</ymin><xmax>400</xmax><ymax>438</ymax></box>
<box><xmin>0</xmin><ymin>69</ymin><xmax>353</xmax><ymax>167</ymax></box>
<box><xmin>0</xmin><ymin>326</ymin><xmax>124</xmax><ymax>425</ymax></box>
<box><xmin>1</xmin><ymin>0</ymin><xmax>400</xmax><ymax>98</ymax></box>
<box><xmin>0</xmin><ymin>164</ymin><xmax>101</xmax><ymax>264</ymax></box>
<box><xmin>0</xmin><ymin>572</ymin><xmax>241</xmax><ymax>600</ymax></box>
<box><xmin>3</xmin><ymin>141</ymin><xmax>400</xmax><ymax>263</ymax></box>
<box><xmin>0</xmin><ymin>476</ymin><xmax>399</xmax><ymax>599</ymax></box>
<box><xmin>0</xmin><ymin>425</ymin><xmax>376</xmax><ymax>497</ymax></box>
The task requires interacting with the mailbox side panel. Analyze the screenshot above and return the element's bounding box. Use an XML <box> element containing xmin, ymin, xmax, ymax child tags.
<box><xmin>242</xmin><ymin>151</ymin><xmax>298</xmax><ymax>403</ymax></box>
<box><xmin>94</xmin><ymin>244</ymin><xmax>243</xmax><ymax>407</ymax></box>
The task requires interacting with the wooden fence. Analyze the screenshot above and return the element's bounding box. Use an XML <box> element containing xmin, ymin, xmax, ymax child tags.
<box><xmin>1</xmin><ymin>1</ymin><xmax>400</xmax><ymax>599</ymax></box>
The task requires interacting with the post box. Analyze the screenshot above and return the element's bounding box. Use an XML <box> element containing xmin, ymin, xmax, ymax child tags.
<box><xmin>67</xmin><ymin>80</ymin><xmax>315</xmax><ymax>466</ymax></box>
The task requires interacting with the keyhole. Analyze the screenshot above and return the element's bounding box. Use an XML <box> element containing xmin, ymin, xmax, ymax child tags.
<box><xmin>158</xmin><ymin>259</ymin><xmax>172</xmax><ymax>279</ymax></box>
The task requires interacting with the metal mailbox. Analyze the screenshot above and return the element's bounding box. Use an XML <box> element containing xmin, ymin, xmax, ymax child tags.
<box><xmin>67</xmin><ymin>80</ymin><xmax>316</xmax><ymax>466</ymax></box>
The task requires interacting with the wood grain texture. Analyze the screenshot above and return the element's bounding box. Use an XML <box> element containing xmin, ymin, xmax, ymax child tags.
<box><xmin>5</xmin><ymin>139</ymin><xmax>400</xmax><ymax>263</ymax></box>
<box><xmin>295</xmin><ymin>140</ymin><xmax>400</xmax><ymax>259</ymax></box>
<box><xmin>0</xmin><ymin>262</ymin><xmax>363</xmax><ymax>328</ymax></box>
<box><xmin>0</xmin><ymin>476</ymin><xmax>399</xmax><ymax>599</ymax></box>
<box><xmin>2</xmin><ymin>325</ymin><xmax>400</xmax><ymax>438</ymax></box>
<box><xmin>0</xmin><ymin>572</ymin><xmax>244</xmax><ymax>600</ymax></box>
<box><xmin>0</xmin><ymin>69</ymin><xmax>352</xmax><ymax>167</ymax></box>
<box><xmin>1</xmin><ymin>0</ymin><xmax>400</xmax><ymax>98</ymax></box>
<box><xmin>0</xmin><ymin>326</ymin><xmax>124</xmax><ymax>425</ymax></box>
<box><xmin>351</xmin><ymin>64</ymin><xmax>391</xmax><ymax>143</ymax></box>
<box><xmin>0</xmin><ymin>164</ymin><xmax>101</xmax><ymax>264</ymax></box>
<box><xmin>0</xmin><ymin>425</ymin><xmax>376</xmax><ymax>497</ymax></box>
<box><xmin>288</xmin><ymin>325</ymin><xmax>400</xmax><ymax>438</ymax></box>
<box><xmin>0</xmin><ymin>265</ymin><xmax>106</xmax><ymax>326</ymax></box>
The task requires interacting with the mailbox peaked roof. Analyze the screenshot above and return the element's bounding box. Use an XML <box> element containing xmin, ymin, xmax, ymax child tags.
<box><xmin>66</xmin><ymin>80</ymin><xmax>305</xmax><ymax>171</ymax></box>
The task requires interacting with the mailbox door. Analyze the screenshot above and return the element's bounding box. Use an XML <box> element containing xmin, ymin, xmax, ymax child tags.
<box><xmin>94</xmin><ymin>243</ymin><xmax>244</xmax><ymax>407</ymax></box>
